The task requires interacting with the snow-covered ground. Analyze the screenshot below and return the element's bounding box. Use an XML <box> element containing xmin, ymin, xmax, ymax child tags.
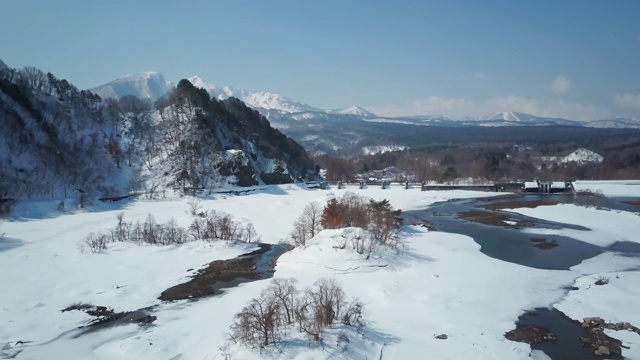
<box><xmin>574</xmin><ymin>179</ymin><xmax>640</xmax><ymax>197</ymax></box>
<box><xmin>1</xmin><ymin>182</ymin><xmax>640</xmax><ymax>359</ymax></box>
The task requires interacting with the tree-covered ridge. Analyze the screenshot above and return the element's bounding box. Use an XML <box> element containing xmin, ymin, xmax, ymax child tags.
<box><xmin>0</xmin><ymin>60</ymin><xmax>312</xmax><ymax>201</ymax></box>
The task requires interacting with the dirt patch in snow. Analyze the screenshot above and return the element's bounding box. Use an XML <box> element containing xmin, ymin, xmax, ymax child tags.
<box><xmin>505</xmin><ymin>324</ymin><xmax>557</xmax><ymax>344</ymax></box>
<box><xmin>159</xmin><ymin>243</ymin><xmax>292</xmax><ymax>301</ymax></box>
<box><xmin>458</xmin><ymin>210</ymin><xmax>534</xmax><ymax>227</ymax></box>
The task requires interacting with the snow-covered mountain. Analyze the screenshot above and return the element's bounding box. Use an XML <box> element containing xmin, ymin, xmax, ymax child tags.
<box><xmin>480</xmin><ymin>112</ymin><xmax>584</xmax><ymax>126</ymax></box>
<box><xmin>90</xmin><ymin>72</ymin><xmax>173</xmax><ymax>101</ymax></box>
<box><xmin>187</xmin><ymin>76</ymin><xmax>319</xmax><ymax>113</ymax></box>
<box><xmin>562</xmin><ymin>148</ymin><xmax>604</xmax><ymax>164</ymax></box>
<box><xmin>585</xmin><ymin>117</ymin><xmax>640</xmax><ymax>129</ymax></box>
<box><xmin>327</xmin><ymin>105</ymin><xmax>377</xmax><ymax>118</ymax></box>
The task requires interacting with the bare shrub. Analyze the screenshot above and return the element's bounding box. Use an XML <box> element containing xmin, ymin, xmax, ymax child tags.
<box><xmin>82</xmin><ymin>232</ymin><xmax>108</xmax><ymax>253</ymax></box>
<box><xmin>595</xmin><ymin>275</ymin><xmax>610</xmax><ymax>285</ymax></box>
<box><xmin>341</xmin><ymin>299</ymin><xmax>364</xmax><ymax>326</ymax></box>
<box><xmin>186</xmin><ymin>197</ymin><xmax>202</xmax><ymax>216</ymax></box>
<box><xmin>81</xmin><ymin>211</ymin><xmax>256</xmax><ymax>253</ymax></box>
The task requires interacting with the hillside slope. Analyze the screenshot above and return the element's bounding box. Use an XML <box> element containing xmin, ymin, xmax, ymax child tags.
<box><xmin>0</xmin><ymin>61</ymin><xmax>311</xmax><ymax>202</ymax></box>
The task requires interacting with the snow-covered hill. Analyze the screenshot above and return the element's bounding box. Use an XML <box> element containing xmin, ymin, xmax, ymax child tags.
<box><xmin>586</xmin><ymin>117</ymin><xmax>640</xmax><ymax>129</ymax></box>
<box><xmin>90</xmin><ymin>72</ymin><xmax>173</xmax><ymax>101</ymax></box>
<box><xmin>562</xmin><ymin>148</ymin><xmax>604</xmax><ymax>164</ymax></box>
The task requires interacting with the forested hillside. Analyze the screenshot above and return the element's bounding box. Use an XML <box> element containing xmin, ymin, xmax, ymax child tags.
<box><xmin>0</xmin><ymin>60</ymin><xmax>311</xmax><ymax>203</ymax></box>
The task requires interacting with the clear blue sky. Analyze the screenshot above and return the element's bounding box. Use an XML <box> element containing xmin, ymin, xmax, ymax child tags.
<box><xmin>2</xmin><ymin>0</ymin><xmax>639</xmax><ymax>120</ymax></box>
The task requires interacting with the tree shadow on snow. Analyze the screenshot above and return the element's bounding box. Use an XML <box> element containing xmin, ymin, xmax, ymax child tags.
<box><xmin>0</xmin><ymin>236</ymin><xmax>23</xmax><ymax>253</ymax></box>
<box><xmin>263</xmin><ymin>324</ymin><xmax>400</xmax><ymax>360</ymax></box>
<box><xmin>6</xmin><ymin>197</ymin><xmax>134</xmax><ymax>222</ymax></box>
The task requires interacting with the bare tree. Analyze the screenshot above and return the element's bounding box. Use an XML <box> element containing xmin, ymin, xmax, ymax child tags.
<box><xmin>290</xmin><ymin>201</ymin><xmax>323</xmax><ymax>247</ymax></box>
<box><xmin>230</xmin><ymin>291</ymin><xmax>281</xmax><ymax>348</ymax></box>
<box><xmin>309</xmin><ymin>277</ymin><xmax>346</xmax><ymax>328</ymax></box>
<box><xmin>267</xmin><ymin>278</ymin><xmax>299</xmax><ymax>325</ymax></box>
<box><xmin>18</xmin><ymin>66</ymin><xmax>48</xmax><ymax>92</ymax></box>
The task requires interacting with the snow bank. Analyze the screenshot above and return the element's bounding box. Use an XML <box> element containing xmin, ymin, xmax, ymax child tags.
<box><xmin>573</xmin><ymin>180</ymin><xmax>640</xmax><ymax>197</ymax></box>
<box><xmin>506</xmin><ymin>203</ymin><xmax>640</xmax><ymax>247</ymax></box>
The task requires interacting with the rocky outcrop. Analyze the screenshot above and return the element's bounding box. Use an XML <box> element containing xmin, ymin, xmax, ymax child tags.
<box><xmin>580</xmin><ymin>316</ymin><xmax>639</xmax><ymax>356</ymax></box>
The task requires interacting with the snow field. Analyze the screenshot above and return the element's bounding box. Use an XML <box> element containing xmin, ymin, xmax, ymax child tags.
<box><xmin>1</xmin><ymin>182</ymin><xmax>640</xmax><ymax>359</ymax></box>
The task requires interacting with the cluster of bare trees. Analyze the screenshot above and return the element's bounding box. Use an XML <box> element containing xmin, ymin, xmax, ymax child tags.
<box><xmin>229</xmin><ymin>277</ymin><xmax>364</xmax><ymax>349</ymax></box>
<box><xmin>290</xmin><ymin>192</ymin><xmax>403</xmax><ymax>252</ymax></box>
<box><xmin>82</xmin><ymin>213</ymin><xmax>189</xmax><ymax>252</ymax></box>
<box><xmin>81</xmin><ymin>210</ymin><xmax>260</xmax><ymax>253</ymax></box>
<box><xmin>189</xmin><ymin>210</ymin><xmax>260</xmax><ymax>243</ymax></box>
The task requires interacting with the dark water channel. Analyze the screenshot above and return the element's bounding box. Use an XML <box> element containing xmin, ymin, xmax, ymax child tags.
<box><xmin>403</xmin><ymin>193</ymin><xmax>640</xmax><ymax>359</ymax></box>
<box><xmin>404</xmin><ymin>194</ymin><xmax>640</xmax><ymax>270</ymax></box>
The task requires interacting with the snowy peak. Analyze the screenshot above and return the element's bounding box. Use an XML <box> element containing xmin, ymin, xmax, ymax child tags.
<box><xmin>186</xmin><ymin>76</ymin><xmax>318</xmax><ymax>113</ymax></box>
<box><xmin>486</xmin><ymin>111</ymin><xmax>523</xmax><ymax>122</ymax></box>
<box><xmin>186</xmin><ymin>76</ymin><xmax>247</xmax><ymax>101</ymax></box>
<box><xmin>562</xmin><ymin>148</ymin><xmax>604</xmax><ymax>164</ymax></box>
<box><xmin>90</xmin><ymin>72</ymin><xmax>172</xmax><ymax>101</ymax></box>
<box><xmin>328</xmin><ymin>106</ymin><xmax>377</xmax><ymax>118</ymax></box>
<box><xmin>187</xmin><ymin>76</ymin><xmax>215</xmax><ymax>92</ymax></box>
<box><xmin>242</xmin><ymin>91</ymin><xmax>319</xmax><ymax>113</ymax></box>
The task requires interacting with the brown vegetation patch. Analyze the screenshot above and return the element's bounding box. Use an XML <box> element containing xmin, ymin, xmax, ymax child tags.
<box><xmin>505</xmin><ymin>324</ymin><xmax>557</xmax><ymax>344</ymax></box>
<box><xmin>622</xmin><ymin>200</ymin><xmax>640</xmax><ymax>209</ymax></box>
<box><xmin>458</xmin><ymin>210</ymin><xmax>533</xmax><ymax>227</ymax></box>
<box><xmin>530</xmin><ymin>238</ymin><xmax>559</xmax><ymax>249</ymax></box>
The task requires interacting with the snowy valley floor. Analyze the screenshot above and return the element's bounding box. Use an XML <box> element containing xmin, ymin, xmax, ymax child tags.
<box><xmin>1</xmin><ymin>181</ymin><xmax>640</xmax><ymax>359</ymax></box>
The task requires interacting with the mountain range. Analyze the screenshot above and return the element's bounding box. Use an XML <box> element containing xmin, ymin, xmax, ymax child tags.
<box><xmin>90</xmin><ymin>72</ymin><xmax>640</xmax><ymax>155</ymax></box>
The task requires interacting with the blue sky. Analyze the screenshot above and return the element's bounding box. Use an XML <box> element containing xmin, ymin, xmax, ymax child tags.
<box><xmin>2</xmin><ymin>0</ymin><xmax>639</xmax><ymax>120</ymax></box>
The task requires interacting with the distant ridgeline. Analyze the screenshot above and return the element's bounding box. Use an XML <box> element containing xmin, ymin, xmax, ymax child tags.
<box><xmin>0</xmin><ymin>59</ymin><xmax>311</xmax><ymax>201</ymax></box>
